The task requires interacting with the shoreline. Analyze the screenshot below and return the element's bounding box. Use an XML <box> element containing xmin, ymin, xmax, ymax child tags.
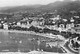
<box><xmin>0</xmin><ymin>29</ymin><xmax>67</xmax><ymax>54</ymax></box>
<box><xmin>0</xmin><ymin>29</ymin><xmax>66</xmax><ymax>40</ymax></box>
<box><xmin>0</xmin><ymin>51</ymin><xmax>58</xmax><ymax>54</ymax></box>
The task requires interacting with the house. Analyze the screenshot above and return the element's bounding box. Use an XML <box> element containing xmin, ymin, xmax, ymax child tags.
<box><xmin>66</xmin><ymin>24</ymin><xmax>71</xmax><ymax>29</ymax></box>
<box><xmin>46</xmin><ymin>26</ymin><xmax>56</xmax><ymax>30</ymax></box>
<box><xmin>58</xmin><ymin>25</ymin><xmax>67</xmax><ymax>32</ymax></box>
<box><xmin>3</xmin><ymin>23</ymin><xmax>8</xmax><ymax>30</ymax></box>
<box><xmin>1</xmin><ymin>21</ymin><xmax>4</xmax><ymax>24</ymax></box>
<box><xmin>66</xmin><ymin>23</ymin><xmax>74</xmax><ymax>29</ymax></box>
<box><xmin>21</xmin><ymin>23</ymin><xmax>31</xmax><ymax>28</ymax></box>
<box><xmin>74</xmin><ymin>16</ymin><xmax>79</xmax><ymax>18</ymax></box>
<box><xmin>50</xmin><ymin>15</ymin><xmax>61</xmax><ymax>21</ymax></box>
<box><xmin>52</xmin><ymin>25</ymin><xmax>58</xmax><ymax>30</ymax></box>
<box><xmin>17</xmin><ymin>20</ymin><xmax>32</xmax><ymax>28</ymax></box>
<box><xmin>4</xmin><ymin>17</ymin><xmax>7</xmax><ymax>20</ymax></box>
<box><xmin>31</xmin><ymin>20</ymin><xmax>39</xmax><ymax>26</ymax></box>
<box><xmin>17</xmin><ymin>22</ymin><xmax>21</xmax><ymax>26</ymax></box>
<box><xmin>70</xmin><ymin>17</ymin><xmax>74</xmax><ymax>22</ymax></box>
<box><xmin>39</xmin><ymin>19</ymin><xmax>45</xmax><ymax>26</ymax></box>
<box><xmin>62</xmin><ymin>19</ymin><xmax>67</xmax><ymax>22</ymax></box>
<box><xmin>70</xmin><ymin>23</ymin><xmax>74</xmax><ymax>27</ymax></box>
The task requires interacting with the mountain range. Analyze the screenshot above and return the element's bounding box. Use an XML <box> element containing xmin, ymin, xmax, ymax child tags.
<box><xmin>0</xmin><ymin>0</ymin><xmax>80</xmax><ymax>14</ymax></box>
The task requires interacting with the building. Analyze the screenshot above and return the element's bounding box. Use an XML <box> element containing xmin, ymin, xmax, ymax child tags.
<box><xmin>39</xmin><ymin>19</ymin><xmax>45</xmax><ymax>26</ymax></box>
<box><xmin>71</xmin><ymin>23</ymin><xmax>75</xmax><ymax>27</ymax></box>
<box><xmin>1</xmin><ymin>21</ymin><xmax>4</xmax><ymax>24</ymax></box>
<box><xmin>3</xmin><ymin>23</ymin><xmax>8</xmax><ymax>30</ymax></box>
<box><xmin>17</xmin><ymin>22</ymin><xmax>21</xmax><ymax>26</ymax></box>
<box><xmin>31</xmin><ymin>20</ymin><xmax>39</xmax><ymax>26</ymax></box>
<box><xmin>74</xmin><ymin>16</ymin><xmax>79</xmax><ymax>18</ymax></box>
<box><xmin>17</xmin><ymin>20</ymin><xmax>32</xmax><ymax>28</ymax></box>
<box><xmin>63</xmin><ymin>19</ymin><xmax>68</xmax><ymax>22</ymax></box>
<box><xmin>66</xmin><ymin>23</ymin><xmax>74</xmax><ymax>29</ymax></box>
<box><xmin>70</xmin><ymin>17</ymin><xmax>74</xmax><ymax>22</ymax></box>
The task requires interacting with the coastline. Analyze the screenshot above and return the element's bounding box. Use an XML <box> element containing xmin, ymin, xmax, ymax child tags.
<box><xmin>0</xmin><ymin>51</ymin><xmax>59</xmax><ymax>54</ymax></box>
<box><xmin>0</xmin><ymin>29</ymin><xmax>67</xmax><ymax>54</ymax></box>
<box><xmin>0</xmin><ymin>29</ymin><xmax>66</xmax><ymax>40</ymax></box>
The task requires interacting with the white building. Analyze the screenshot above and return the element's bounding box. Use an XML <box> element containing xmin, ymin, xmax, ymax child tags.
<box><xmin>58</xmin><ymin>24</ymin><xmax>67</xmax><ymax>31</ymax></box>
<box><xmin>4</xmin><ymin>17</ymin><xmax>7</xmax><ymax>20</ymax></box>
<box><xmin>63</xmin><ymin>19</ymin><xmax>67</xmax><ymax>22</ymax></box>
<box><xmin>3</xmin><ymin>23</ymin><xmax>8</xmax><ymax>30</ymax></box>
<box><xmin>39</xmin><ymin>20</ymin><xmax>45</xmax><ymax>25</ymax></box>
<box><xmin>66</xmin><ymin>23</ymin><xmax>74</xmax><ymax>29</ymax></box>
<box><xmin>1</xmin><ymin>21</ymin><xmax>4</xmax><ymax>23</ymax></box>
<box><xmin>31</xmin><ymin>20</ymin><xmax>39</xmax><ymax>26</ymax></box>
<box><xmin>17</xmin><ymin>21</ymin><xmax>31</xmax><ymax>28</ymax></box>
<box><xmin>50</xmin><ymin>15</ymin><xmax>61</xmax><ymax>21</ymax></box>
<box><xmin>70</xmin><ymin>17</ymin><xmax>74</xmax><ymax>22</ymax></box>
<box><xmin>17</xmin><ymin>22</ymin><xmax>21</xmax><ymax>26</ymax></box>
<box><xmin>70</xmin><ymin>23</ymin><xmax>74</xmax><ymax>27</ymax></box>
<box><xmin>74</xmin><ymin>16</ymin><xmax>79</xmax><ymax>18</ymax></box>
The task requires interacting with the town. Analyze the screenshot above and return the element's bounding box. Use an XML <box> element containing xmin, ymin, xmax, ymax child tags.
<box><xmin>0</xmin><ymin>10</ymin><xmax>80</xmax><ymax>54</ymax></box>
<box><xmin>0</xmin><ymin>0</ymin><xmax>80</xmax><ymax>54</ymax></box>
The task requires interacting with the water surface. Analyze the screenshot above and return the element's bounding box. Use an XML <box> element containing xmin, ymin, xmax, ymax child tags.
<box><xmin>0</xmin><ymin>32</ymin><xmax>63</xmax><ymax>53</ymax></box>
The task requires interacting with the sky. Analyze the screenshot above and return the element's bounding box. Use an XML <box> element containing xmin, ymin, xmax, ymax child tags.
<box><xmin>0</xmin><ymin>0</ymin><xmax>64</xmax><ymax>7</ymax></box>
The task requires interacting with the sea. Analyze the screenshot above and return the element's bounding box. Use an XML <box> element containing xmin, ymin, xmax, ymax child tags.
<box><xmin>0</xmin><ymin>31</ymin><xmax>64</xmax><ymax>53</ymax></box>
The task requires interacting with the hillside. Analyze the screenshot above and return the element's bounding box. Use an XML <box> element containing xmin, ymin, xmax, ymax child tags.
<box><xmin>0</xmin><ymin>0</ymin><xmax>80</xmax><ymax>16</ymax></box>
<box><xmin>0</xmin><ymin>4</ymin><xmax>42</xmax><ymax>13</ymax></box>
